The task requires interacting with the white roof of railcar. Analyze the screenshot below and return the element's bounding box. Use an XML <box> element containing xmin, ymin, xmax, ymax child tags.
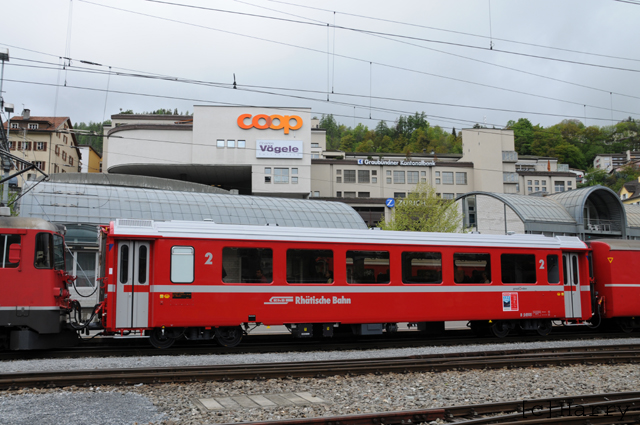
<box><xmin>110</xmin><ymin>219</ymin><xmax>587</xmax><ymax>250</ymax></box>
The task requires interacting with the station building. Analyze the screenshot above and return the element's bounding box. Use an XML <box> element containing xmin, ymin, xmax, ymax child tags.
<box><xmin>102</xmin><ymin>107</ymin><xmax>578</xmax><ymax>227</ymax></box>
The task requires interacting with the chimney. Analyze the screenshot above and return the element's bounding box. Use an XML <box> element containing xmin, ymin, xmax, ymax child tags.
<box><xmin>22</xmin><ymin>109</ymin><xmax>30</xmax><ymax>119</ymax></box>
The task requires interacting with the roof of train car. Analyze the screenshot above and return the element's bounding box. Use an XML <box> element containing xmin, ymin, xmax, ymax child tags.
<box><xmin>109</xmin><ymin>219</ymin><xmax>588</xmax><ymax>250</ymax></box>
<box><xmin>0</xmin><ymin>217</ymin><xmax>64</xmax><ymax>233</ymax></box>
<box><xmin>588</xmin><ymin>239</ymin><xmax>640</xmax><ymax>251</ymax></box>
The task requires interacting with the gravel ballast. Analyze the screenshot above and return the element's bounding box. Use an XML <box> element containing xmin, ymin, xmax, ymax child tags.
<box><xmin>2</xmin><ymin>337</ymin><xmax>640</xmax><ymax>425</ymax></box>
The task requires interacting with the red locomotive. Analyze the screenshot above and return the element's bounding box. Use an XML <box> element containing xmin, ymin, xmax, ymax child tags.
<box><xmin>96</xmin><ymin>219</ymin><xmax>601</xmax><ymax>348</ymax></box>
<box><xmin>0</xmin><ymin>216</ymin><xmax>79</xmax><ymax>350</ymax></box>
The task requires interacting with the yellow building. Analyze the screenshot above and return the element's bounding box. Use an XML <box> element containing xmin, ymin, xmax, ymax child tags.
<box><xmin>620</xmin><ymin>177</ymin><xmax>640</xmax><ymax>205</ymax></box>
<box><xmin>4</xmin><ymin>110</ymin><xmax>80</xmax><ymax>187</ymax></box>
<box><xmin>78</xmin><ymin>144</ymin><xmax>102</xmax><ymax>173</ymax></box>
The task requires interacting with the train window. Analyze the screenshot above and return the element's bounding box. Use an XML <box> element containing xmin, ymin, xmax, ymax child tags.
<box><xmin>547</xmin><ymin>255</ymin><xmax>560</xmax><ymax>284</ymax></box>
<box><xmin>171</xmin><ymin>246</ymin><xmax>194</xmax><ymax>283</ymax></box>
<box><xmin>453</xmin><ymin>253</ymin><xmax>491</xmax><ymax>283</ymax></box>
<box><xmin>34</xmin><ymin>233</ymin><xmax>53</xmax><ymax>269</ymax></box>
<box><xmin>501</xmin><ymin>254</ymin><xmax>536</xmax><ymax>284</ymax></box>
<box><xmin>401</xmin><ymin>252</ymin><xmax>442</xmax><ymax>284</ymax></box>
<box><xmin>286</xmin><ymin>249</ymin><xmax>333</xmax><ymax>283</ymax></box>
<box><xmin>346</xmin><ymin>250</ymin><xmax>390</xmax><ymax>284</ymax></box>
<box><xmin>53</xmin><ymin>234</ymin><xmax>65</xmax><ymax>270</ymax></box>
<box><xmin>222</xmin><ymin>247</ymin><xmax>273</xmax><ymax>283</ymax></box>
<box><xmin>120</xmin><ymin>244</ymin><xmax>129</xmax><ymax>283</ymax></box>
<box><xmin>1</xmin><ymin>234</ymin><xmax>21</xmax><ymax>268</ymax></box>
<box><xmin>138</xmin><ymin>245</ymin><xmax>148</xmax><ymax>284</ymax></box>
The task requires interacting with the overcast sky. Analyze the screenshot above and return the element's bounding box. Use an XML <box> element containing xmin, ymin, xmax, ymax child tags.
<box><xmin>1</xmin><ymin>0</ymin><xmax>639</xmax><ymax>132</ymax></box>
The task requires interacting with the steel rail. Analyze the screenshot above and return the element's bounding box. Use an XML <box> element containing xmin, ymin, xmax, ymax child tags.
<box><xmin>2</xmin><ymin>345</ymin><xmax>640</xmax><ymax>390</ymax></box>
<box><xmin>225</xmin><ymin>392</ymin><xmax>640</xmax><ymax>425</ymax></box>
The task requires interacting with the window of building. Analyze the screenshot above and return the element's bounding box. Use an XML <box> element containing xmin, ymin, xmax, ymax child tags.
<box><xmin>69</xmin><ymin>157</ymin><xmax>74</xmax><ymax>166</ymax></box>
<box><xmin>34</xmin><ymin>161</ymin><xmax>45</xmax><ymax>171</ymax></box>
<box><xmin>455</xmin><ymin>172</ymin><xmax>467</xmax><ymax>185</ymax></box>
<box><xmin>344</xmin><ymin>191</ymin><xmax>356</xmax><ymax>198</ymax></box>
<box><xmin>407</xmin><ymin>171</ymin><xmax>419</xmax><ymax>184</ymax></box>
<box><xmin>394</xmin><ymin>192</ymin><xmax>406</xmax><ymax>198</ymax></box>
<box><xmin>55</xmin><ymin>145</ymin><xmax>60</xmax><ymax>156</ymax></box>
<box><xmin>10</xmin><ymin>123</ymin><xmax>18</xmax><ymax>129</ymax></box>
<box><xmin>534</xmin><ymin>180</ymin><xmax>539</xmax><ymax>185</ymax></box>
<box><xmin>238</xmin><ymin>140</ymin><xmax>246</xmax><ymax>148</ymax></box>
<box><xmin>358</xmin><ymin>170</ymin><xmax>370</xmax><ymax>183</ymax></box>
<box><xmin>442</xmin><ymin>172</ymin><xmax>454</xmax><ymax>184</ymax></box>
<box><xmin>421</xmin><ymin>178</ymin><xmax>426</xmax><ymax>183</ymax></box>
<box><xmin>312</xmin><ymin>154</ymin><xmax>320</xmax><ymax>159</ymax></box>
<box><xmin>402</xmin><ymin>252</ymin><xmax>442</xmax><ymax>284</ymax></box>
<box><xmin>372</xmin><ymin>170</ymin><xmax>377</xmax><ymax>176</ymax></box>
<box><xmin>421</xmin><ymin>171</ymin><xmax>426</xmax><ymax>176</ymax></box>
<box><xmin>442</xmin><ymin>193</ymin><xmax>455</xmax><ymax>200</ymax></box>
<box><xmin>274</xmin><ymin>168</ymin><xmax>289</xmax><ymax>183</ymax></box>
<box><xmin>292</xmin><ymin>168</ymin><xmax>298</xmax><ymax>175</ymax></box>
<box><xmin>0</xmin><ymin>234</ymin><xmax>21</xmax><ymax>268</ymax></box>
<box><xmin>62</xmin><ymin>151</ymin><xmax>67</xmax><ymax>160</ymax></box>
<box><xmin>63</xmin><ymin>135</ymin><xmax>68</xmax><ymax>144</ymax></box>
<box><xmin>527</xmin><ymin>187</ymin><xmax>532</xmax><ymax>193</ymax></box>
<box><xmin>265</xmin><ymin>176</ymin><xmax>271</xmax><ymax>183</ymax></box>
<box><xmin>347</xmin><ymin>250</ymin><xmax>390</xmax><ymax>283</ymax></box>
<box><xmin>555</xmin><ymin>181</ymin><xmax>565</xmax><ymax>192</ymax></box>
<box><xmin>36</xmin><ymin>142</ymin><xmax>45</xmax><ymax>151</ymax></box>
<box><xmin>568</xmin><ymin>181</ymin><xmax>572</xmax><ymax>186</ymax></box>
<box><xmin>344</xmin><ymin>170</ymin><xmax>356</xmax><ymax>183</ymax></box>
<box><xmin>265</xmin><ymin>167</ymin><xmax>271</xmax><ymax>175</ymax></box>
<box><xmin>292</xmin><ymin>176</ymin><xmax>298</xmax><ymax>184</ymax></box>
<box><xmin>171</xmin><ymin>246</ymin><xmax>194</xmax><ymax>283</ymax></box>
<box><xmin>336</xmin><ymin>191</ymin><xmax>342</xmax><ymax>197</ymax></box>
<box><xmin>535</xmin><ymin>187</ymin><xmax>539</xmax><ymax>192</ymax></box>
<box><xmin>393</xmin><ymin>171</ymin><xmax>405</xmax><ymax>184</ymax></box>
<box><xmin>216</xmin><ymin>139</ymin><xmax>225</xmax><ymax>148</ymax></box>
<box><xmin>358</xmin><ymin>192</ymin><xmax>370</xmax><ymax>197</ymax></box>
<box><xmin>372</xmin><ymin>177</ymin><xmax>377</xmax><ymax>184</ymax></box>
<box><xmin>28</xmin><ymin>123</ymin><xmax>38</xmax><ymax>130</ymax></box>
<box><xmin>435</xmin><ymin>171</ymin><xmax>440</xmax><ymax>177</ymax></box>
<box><xmin>386</xmin><ymin>177</ymin><xmax>392</xmax><ymax>184</ymax></box>
<box><xmin>454</xmin><ymin>253</ymin><xmax>491</xmax><ymax>283</ymax></box>
<box><xmin>436</xmin><ymin>178</ymin><xmax>441</xmax><ymax>184</ymax></box>
<box><xmin>336</xmin><ymin>176</ymin><xmax>342</xmax><ymax>183</ymax></box>
<box><xmin>18</xmin><ymin>141</ymin><xmax>31</xmax><ymax>150</ymax></box>
<box><xmin>311</xmin><ymin>143</ymin><xmax>320</xmax><ymax>148</ymax></box>
<box><xmin>386</xmin><ymin>170</ymin><xmax>392</xmax><ymax>176</ymax></box>
<box><xmin>501</xmin><ymin>254</ymin><xmax>536</xmax><ymax>284</ymax></box>
<box><xmin>527</xmin><ymin>180</ymin><xmax>532</xmax><ymax>185</ymax></box>
<box><xmin>542</xmin><ymin>181</ymin><xmax>546</xmax><ymax>185</ymax></box>
<box><xmin>287</xmin><ymin>249</ymin><xmax>333</xmax><ymax>283</ymax></box>
<box><xmin>336</xmin><ymin>169</ymin><xmax>342</xmax><ymax>175</ymax></box>
<box><xmin>222</xmin><ymin>247</ymin><xmax>273</xmax><ymax>283</ymax></box>
<box><xmin>312</xmin><ymin>191</ymin><xmax>320</xmax><ymax>197</ymax></box>
<box><xmin>227</xmin><ymin>139</ymin><xmax>235</xmax><ymax>148</ymax></box>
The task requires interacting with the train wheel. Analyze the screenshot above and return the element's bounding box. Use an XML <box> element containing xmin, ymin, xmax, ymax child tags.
<box><xmin>618</xmin><ymin>320</ymin><xmax>634</xmax><ymax>334</ymax></box>
<box><xmin>490</xmin><ymin>321</ymin><xmax>510</xmax><ymax>338</ymax></box>
<box><xmin>149</xmin><ymin>328</ymin><xmax>176</xmax><ymax>349</ymax></box>
<box><xmin>536</xmin><ymin>320</ymin><xmax>552</xmax><ymax>336</ymax></box>
<box><xmin>215</xmin><ymin>326</ymin><xmax>243</xmax><ymax>347</ymax></box>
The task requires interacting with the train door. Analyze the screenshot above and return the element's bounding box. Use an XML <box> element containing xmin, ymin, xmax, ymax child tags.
<box><xmin>562</xmin><ymin>253</ymin><xmax>582</xmax><ymax>318</ymax></box>
<box><xmin>115</xmin><ymin>241</ymin><xmax>150</xmax><ymax>329</ymax></box>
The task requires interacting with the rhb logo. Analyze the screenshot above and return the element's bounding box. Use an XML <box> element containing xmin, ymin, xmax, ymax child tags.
<box><xmin>264</xmin><ymin>296</ymin><xmax>294</xmax><ymax>305</ymax></box>
<box><xmin>237</xmin><ymin>114</ymin><xmax>302</xmax><ymax>134</ymax></box>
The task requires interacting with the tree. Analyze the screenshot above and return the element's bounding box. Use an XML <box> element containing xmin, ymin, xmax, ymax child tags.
<box><xmin>379</xmin><ymin>183</ymin><xmax>463</xmax><ymax>233</ymax></box>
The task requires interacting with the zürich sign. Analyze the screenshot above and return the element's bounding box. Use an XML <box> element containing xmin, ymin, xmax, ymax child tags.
<box><xmin>237</xmin><ymin>114</ymin><xmax>302</xmax><ymax>134</ymax></box>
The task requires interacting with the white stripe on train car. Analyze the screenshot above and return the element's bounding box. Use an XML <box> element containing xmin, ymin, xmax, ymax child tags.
<box><xmin>604</xmin><ymin>284</ymin><xmax>640</xmax><ymax>288</ymax></box>
<box><xmin>150</xmin><ymin>285</ymin><xmax>567</xmax><ymax>294</ymax></box>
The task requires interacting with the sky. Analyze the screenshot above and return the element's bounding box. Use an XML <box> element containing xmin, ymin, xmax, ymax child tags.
<box><xmin>1</xmin><ymin>0</ymin><xmax>639</xmax><ymax>132</ymax></box>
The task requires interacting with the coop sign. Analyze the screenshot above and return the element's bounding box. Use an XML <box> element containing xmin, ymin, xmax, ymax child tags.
<box><xmin>237</xmin><ymin>114</ymin><xmax>303</xmax><ymax>134</ymax></box>
<box><xmin>256</xmin><ymin>140</ymin><xmax>304</xmax><ymax>159</ymax></box>
<box><xmin>357</xmin><ymin>159</ymin><xmax>435</xmax><ymax>167</ymax></box>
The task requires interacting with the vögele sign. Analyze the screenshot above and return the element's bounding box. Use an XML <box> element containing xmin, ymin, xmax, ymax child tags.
<box><xmin>256</xmin><ymin>140</ymin><xmax>304</xmax><ymax>159</ymax></box>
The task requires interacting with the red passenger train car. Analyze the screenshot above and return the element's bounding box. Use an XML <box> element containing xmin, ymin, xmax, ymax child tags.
<box><xmin>0</xmin><ymin>216</ymin><xmax>79</xmax><ymax>350</ymax></box>
<box><xmin>98</xmin><ymin>219</ymin><xmax>594</xmax><ymax>348</ymax></box>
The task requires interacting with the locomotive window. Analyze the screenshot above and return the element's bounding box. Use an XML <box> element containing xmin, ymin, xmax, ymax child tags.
<box><xmin>120</xmin><ymin>244</ymin><xmax>129</xmax><ymax>283</ymax></box>
<box><xmin>286</xmin><ymin>249</ymin><xmax>333</xmax><ymax>283</ymax></box>
<box><xmin>138</xmin><ymin>245</ymin><xmax>148</xmax><ymax>284</ymax></box>
<box><xmin>453</xmin><ymin>253</ymin><xmax>491</xmax><ymax>283</ymax></box>
<box><xmin>222</xmin><ymin>247</ymin><xmax>273</xmax><ymax>284</ymax></box>
<box><xmin>1</xmin><ymin>234</ymin><xmax>21</xmax><ymax>268</ymax></box>
<box><xmin>34</xmin><ymin>233</ymin><xmax>52</xmax><ymax>269</ymax></box>
<box><xmin>171</xmin><ymin>246</ymin><xmax>194</xmax><ymax>283</ymax></box>
<box><xmin>346</xmin><ymin>250</ymin><xmax>390</xmax><ymax>284</ymax></box>
<box><xmin>501</xmin><ymin>254</ymin><xmax>536</xmax><ymax>284</ymax></box>
<box><xmin>402</xmin><ymin>252</ymin><xmax>442</xmax><ymax>284</ymax></box>
<box><xmin>53</xmin><ymin>234</ymin><xmax>65</xmax><ymax>271</ymax></box>
<box><xmin>547</xmin><ymin>255</ymin><xmax>560</xmax><ymax>284</ymax></box>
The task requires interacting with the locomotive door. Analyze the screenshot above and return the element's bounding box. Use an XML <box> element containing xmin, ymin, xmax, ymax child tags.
<box><xmin>115</xmin><ymin>241</ymin><xmax>150</xmax><ymax>329</ymax></box>
<box><xmin>562</xmin><ymin>253</ymin><xmax>582</xmax><ymax>318</ymax></box>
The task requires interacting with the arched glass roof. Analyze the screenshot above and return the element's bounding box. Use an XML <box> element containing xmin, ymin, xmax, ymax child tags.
<box><xmin>18</xmin><ymin>181</ymin><xmax>367</xmax><ymax>229</ymax></box>
<box><xmin>459</xmin><ymin>192</ymin><xmax>575</xmax><ymax>224</ymax></box>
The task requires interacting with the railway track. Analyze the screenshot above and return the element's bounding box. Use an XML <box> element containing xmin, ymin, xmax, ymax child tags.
<box><xmin>2</xmin><ymin>343</ymin><xmax>640</xmax><ymax>391</ymax></box>
<box><xmin>1</xmin><ymin>327</ymin><xmax>636</xmax><ymax>361</ymax></box>
<box><xmin>226</xmin><ymin>391</ymin><xmax>640</xmax><ymax>425</ymax></box>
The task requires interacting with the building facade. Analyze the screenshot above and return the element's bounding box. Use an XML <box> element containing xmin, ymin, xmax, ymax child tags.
<box><xmin>3</xmin><ymin>109</ymin><xmax>80</xmax><ymax>187</ymax></box>
<box><xmin>77</xmin><ymin>144</ymin><xmax>102</xmax><ymax>173</ymax></box>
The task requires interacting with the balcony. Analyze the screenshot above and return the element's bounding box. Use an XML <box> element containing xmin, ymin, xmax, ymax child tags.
<box><xmin>502</xmin><ymin>151</ymin><xmax>518</xmax><ymax>162</ymax></box>
<box><xmin>584</xmin><ymin>218</ymin><xmax>620</xmax><ymax>233</ymax></box>
<box><xmin>503</xmin><ymin>172</ymin><xmax>519</xmax><ymax>183</ymax></box>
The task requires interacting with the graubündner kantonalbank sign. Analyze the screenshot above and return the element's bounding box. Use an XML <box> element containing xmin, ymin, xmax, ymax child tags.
<box><xmin>357</xmin><ymin>159</ymin><xmax>436</xmax><ymax>167</ymax></box>
<box><xmin>256</xmin><ymin>140</ymin><xmax>304</xmax><ymax>159</ymax></box>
